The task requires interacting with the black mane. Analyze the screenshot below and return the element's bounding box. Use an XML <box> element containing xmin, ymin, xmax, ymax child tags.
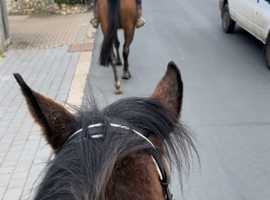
<box><xmin>34</xmin><ymin>97</ymin><xmax>197</xmax><ymax>200</ymax></box>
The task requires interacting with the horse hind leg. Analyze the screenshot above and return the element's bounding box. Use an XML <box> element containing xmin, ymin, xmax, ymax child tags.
<box><xmin>112</xmin><ymin>63</ymin><xmax>122</xmax><ymax>94</ymax></box>
<box><xmin>122</xmin><ymin>43</ymin><xmax>131</xmax><ymax>80</ymax></box>
<box><xmin>122</xmin><ymin>29</ymin><xmax>134</xmax><ymax>80</ymax></box>
<box><xmin>114</xmin><ymin>33</ymin><xmax>122</xmax><ymax>66</ymax></box>
<box><xmin>111</xmin><ymin>52</ymin><xmax>122</xmax><ymax>94</ymax></box>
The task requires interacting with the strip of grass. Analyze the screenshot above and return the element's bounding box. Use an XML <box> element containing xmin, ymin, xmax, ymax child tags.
<box><xmin>0</xmin><ymin>52</ymin><xmax>5</xmax><ymax>60</ymax></box>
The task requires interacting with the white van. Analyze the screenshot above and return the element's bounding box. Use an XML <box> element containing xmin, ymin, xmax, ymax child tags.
<box><xmin>219</xmin><ymin>0</ymin><xmax>270</xmax><ymax>68</ymax></box>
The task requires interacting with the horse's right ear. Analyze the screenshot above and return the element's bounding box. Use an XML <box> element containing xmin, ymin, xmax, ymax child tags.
<box><xmin>14</xmin><ymin>74</ymin><xmax>77</xmax><ymax>151</ymax></box>
<box><xmin>151</xmin><ymin>61</ymin><xmax>183</xmax><ymax>119</ymax></box>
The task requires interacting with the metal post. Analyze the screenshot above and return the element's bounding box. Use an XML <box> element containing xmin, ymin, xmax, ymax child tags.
<box><xmin>0</xmin><ymin>0</ymin><xmax>10</xmax><ymax>51</ymax></box>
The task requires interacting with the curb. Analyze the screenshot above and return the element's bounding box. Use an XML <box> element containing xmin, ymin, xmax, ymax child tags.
<box><xmin>67</xmin><ymin>26</ymin><xmax>96</xmax><ymax>106</ymax></box>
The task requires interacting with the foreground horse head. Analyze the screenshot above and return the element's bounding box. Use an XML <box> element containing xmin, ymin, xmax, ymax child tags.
<box><xmin>98</xmin><ymin>0</ymin><xmax>138</xmax><ymax>94</ymax></box>
<box><xmin>14</xmin><ymin>61</ymin><xmax>197</xmax><ymax>200</ymax></box>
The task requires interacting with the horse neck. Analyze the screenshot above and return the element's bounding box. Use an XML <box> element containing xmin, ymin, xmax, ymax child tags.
<box><xmin>106</xmin><ymin>152</ymin><xmax>164</xmax><ymax>200</ymax></box>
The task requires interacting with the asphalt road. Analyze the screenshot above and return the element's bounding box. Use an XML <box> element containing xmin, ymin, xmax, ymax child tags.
<box><xmin>87</xmin><ymin>0</ymin><xmax>270</xmax><ymax>199</ymax></box>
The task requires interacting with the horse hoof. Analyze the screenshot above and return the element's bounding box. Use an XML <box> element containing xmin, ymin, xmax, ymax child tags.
<box><xmin>122</xmin><ymin>71</ymin><xmax>131</xmax><ymax>80</ymax></box>
<box><xmin>114</xmin><ymin>89</ymin><xmax>123</xmax><ymax>95</ymax></box>
<box><xmin>114</xmin><ymin>81</ymin><xmax>122</xmax><ymax>95</ymax></box>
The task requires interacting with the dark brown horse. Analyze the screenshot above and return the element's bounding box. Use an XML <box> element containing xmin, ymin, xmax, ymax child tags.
<box><xmin>98</xmin><ymin>0</ymin><xmax>138</xmax><ymax>94</ymax></box>
<box><xmin>14</xmin><ymin>62</ymin><xmax>198</xmax><ymax>200</ymax></box>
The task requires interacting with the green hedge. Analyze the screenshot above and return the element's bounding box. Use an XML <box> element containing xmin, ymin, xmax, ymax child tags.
<box><xmin>55</xmin><ymin>0</ymin><xmax>86</xmax><ymax>5</ymax></box>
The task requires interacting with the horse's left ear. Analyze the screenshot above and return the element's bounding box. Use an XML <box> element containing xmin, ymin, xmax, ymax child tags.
<box><xmin>14</xmin><ymin>74</ymin><xmax>76</xmax><ymax>151</ymax></box>
<box><xmin>151</xmin><ymin>61</ymin><xmax>183</xmax><ymax>119</ymax></box>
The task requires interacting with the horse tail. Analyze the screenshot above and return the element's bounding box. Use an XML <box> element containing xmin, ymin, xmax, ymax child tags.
<box><xmin>100</xmin><ymin>0</ymin><xmax>119</xmax><ymax>66</ymax></box>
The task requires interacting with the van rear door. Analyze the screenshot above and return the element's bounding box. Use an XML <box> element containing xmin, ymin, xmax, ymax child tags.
<box><xmin>230</xmin><ymin>0</ymin><xmax>256</xmax><ymax>32</ymax></box>
<box><xmin>255</xmin><ymin>0</ymin><xmax>270</xmax><ymax>42</ymax></box>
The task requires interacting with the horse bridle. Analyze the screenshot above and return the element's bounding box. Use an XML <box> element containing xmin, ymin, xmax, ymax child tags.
<box><xmin>65</xmin><ymin>123</ymin><xmax>174</xmax><ymax>200</ymax></box>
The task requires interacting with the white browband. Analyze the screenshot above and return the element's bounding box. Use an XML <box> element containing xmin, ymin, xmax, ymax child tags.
<box><xmin>69</xmin><ymin>123</ymin><xmax>155</xmax><ymax>147</ymax></box>
<box><xmin>68</xmin><ymin>123</ymin><xmax>164</xmax><ymax>180</ymax></box>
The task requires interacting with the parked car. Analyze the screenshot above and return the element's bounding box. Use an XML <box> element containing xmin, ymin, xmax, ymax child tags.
<box><xmin>219</xmin><ymin>0</ymin><xmax>270</xmax><ymax>69</ymax></box>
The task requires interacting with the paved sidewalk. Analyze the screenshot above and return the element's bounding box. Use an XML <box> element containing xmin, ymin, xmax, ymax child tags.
<box><xmin>9</xmin><ymin>13</ymin><xmax>93</xmax><ymax>49</ymax></box>
<box><xmin>0</xmin><ymin>13</ymin><xmax>94</xmax><ymax>200</ymax></box>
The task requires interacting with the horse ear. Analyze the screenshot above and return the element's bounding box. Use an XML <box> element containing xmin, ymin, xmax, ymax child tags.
<box><xmin>152</xmin><ymin>61</ymin><xmax>183</xmax><ymax>119</ymax></box>
<box><xmin>14</xmin><ymin>74</ymin><xmax>76</xmax><ymax>151</ymax></box>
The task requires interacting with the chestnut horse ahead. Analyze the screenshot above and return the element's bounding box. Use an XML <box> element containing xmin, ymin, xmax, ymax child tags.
<box><xmin>14</xmin><ymin>62</ymin><xmax>197</xmax><ymax>200</ymax></box>
<box><xmin>98</xmin><ymin>0</ymin><xmax>138</xmax><ymax>94</ymax></box>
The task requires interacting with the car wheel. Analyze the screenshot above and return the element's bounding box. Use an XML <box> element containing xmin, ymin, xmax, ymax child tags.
<box><xmin>265</xmin><ymin>35</ymin><xmax>270</xmax><ymax>69</ymax></box>
<box><xmin>222</xmin><ymin>4</ymin><xmax>235</xmax><ymax>33</ymax></box>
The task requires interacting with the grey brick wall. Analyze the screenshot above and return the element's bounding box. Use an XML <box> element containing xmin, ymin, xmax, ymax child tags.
<box><xmin>7</xmin><ymin>0</ymin><xmax>55</xmax><ymax>15</ymax></box>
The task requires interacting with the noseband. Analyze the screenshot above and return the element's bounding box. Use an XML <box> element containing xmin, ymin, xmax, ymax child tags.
<box><xmin>65</xmin><ymin>123</ymin><xmax>174</xmax><ymax>200</ymax></box>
